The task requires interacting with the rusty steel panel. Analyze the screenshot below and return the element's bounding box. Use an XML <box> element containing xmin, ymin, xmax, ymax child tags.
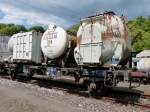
<box><xmin>74</xmin><ymin>11</ymin><xmax>130</xmax><ymax>66</ymax></box>
<box><xmin>129</xmin><ymin>71</ymin><xmax>145</xmax><ymax>78</ymax></box>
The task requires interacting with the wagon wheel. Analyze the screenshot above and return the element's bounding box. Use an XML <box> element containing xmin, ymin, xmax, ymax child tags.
<box><xmin>83</xmin><ymin>80</ymin><xmax>97</xmax><ymax>93</ymax></box>
<box><xmin>83</xmin><ymin>80</ymin><xmax>107</xmax><ymax>95</ymax></box>
<box><xmin>73</xmin><ymin>72</ymin><xmax>80</xmax><ymax>83</ymax></box>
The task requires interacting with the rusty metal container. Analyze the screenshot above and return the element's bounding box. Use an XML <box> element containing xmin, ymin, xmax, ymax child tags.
<box><xmin>74</xmin><ymin>11</ymin><xmax>130</xmax><ymax>66</ymax></box>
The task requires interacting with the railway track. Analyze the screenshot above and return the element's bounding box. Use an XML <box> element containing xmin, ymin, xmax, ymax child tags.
<box><xmin>98</xmin><ymin>96</ymin><xmax>150</xmax><ymax>109</ymax></box>
<box><xmin>0</xmin><ymin>74</ymin><xmax>150</xmax><ymax>109</ymax></box>
<box><xmin>96</xmin><ymin>88</ymin><xmax>150</xmax><ymax>109</ymax></box>
<box><xmin>97</xmin><ymin>93</ymin><xmax>150</xmax><ymax>108</ymax></box>
<box><xmin>0</xmin><ymin>74</ymin><xmax>85</xmax><ymax>95</ymax></box>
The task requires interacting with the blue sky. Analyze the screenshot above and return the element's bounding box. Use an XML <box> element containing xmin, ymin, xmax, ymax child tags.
<box><xmin>0</xmin><ymin>0</ymin><xmax>149</xmax><ymax>29</ymax></box>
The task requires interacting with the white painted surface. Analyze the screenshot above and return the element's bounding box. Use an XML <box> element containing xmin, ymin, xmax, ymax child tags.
<box><xmin>133</xmin><ymin>50</ymin><xmax>150</xmax><ymax>71</ymax></box>
<box><xmin>12</xmin><ymin>31</ymin><xmax>43</xmax><ymax>63</ymax></box>
<box><xmin>41</xmin><ymin>24</ymin><xmax>68</xmax><ymax>59</ymax></box>
<box><xmin>8</xmin><ymin>35</ymin><xmax>15</xmax><ymax>52</ymax></box>
<box><xmin>74</xmin><ymin>13</ymin><xmax>129</xmax><ymax>66</ymax></box>
<box><xmin>137</xmin><ymin>58</ymin><xmax>150</xmax><ymax>71</ymax></box>
<box><xmin>136</xmin><ymin>50</ymin><xmax>150</xmax><ymax>58</ymax></box>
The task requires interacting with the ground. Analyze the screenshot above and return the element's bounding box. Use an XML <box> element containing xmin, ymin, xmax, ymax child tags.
<box><xmin>0</xmin><ymin>78</ymin><xmax>149</xmax><ymax>112</ymax></box>
<box><xmin>0</xmin><ymin>82</ymin><xmax>82</xmax><ymax>112</ymax></box>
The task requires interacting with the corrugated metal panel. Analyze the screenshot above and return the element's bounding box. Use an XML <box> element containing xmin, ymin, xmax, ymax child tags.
<box><xmin>78</xmin><ymin>22</ymin><xmax>103</xmax><ymax>63</ymax></box>
<box><xmin>0</xmin><ymin>36</ymin><xmax>10</xmax><ymax>52</ymax></box>
<box><xmin>13</xmin><ymin>32</ymin><xmax>43</xmax><ymax>63</ymax></box>
<box><xmin>0</xmin><ymin>36</ymin><xmax>11</xmax><ymax>61</ymax></box>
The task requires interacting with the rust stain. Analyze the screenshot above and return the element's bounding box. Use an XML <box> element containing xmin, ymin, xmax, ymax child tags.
<box><xmin>102</xmin><ymin>20</ymin><xmax>113</xmax><ymax>42</ymax></box>
<box><xmin>101</xmin><ymin>31</ymin><xmax>113</xmax><ymax>41</ymax></box>
<box><xmin>121</xmin><ymin>16</ymin><xmax>129</xmax><ymax>46</ymax></box>
<box><xmin>79</xmin><ymin>11</ymin><xmax>129</xmax><ymax>48</ymax></box>
<box><xmin>77</xmin><ymin>34</ymin><xmax>82</xmax><ymax>47</ymax></box>
<box><xmin>101</xmin><ymin>13</ymin><xmax>114</xmax><ymax>42</ymax></box>
<box><xmin>67</xmin><ymin>34</ymin><xmax>77</xmax><ymax>43</ymax></box>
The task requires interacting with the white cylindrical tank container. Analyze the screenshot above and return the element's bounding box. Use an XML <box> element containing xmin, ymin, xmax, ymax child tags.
<box><xmin>41</xmin><ymin>24</ymin><xmax>68</xmax><ymax>59</ymax></box>
<box><xmin>8</xmin><ymin>35</ymin><xmax>16</xmax><ymax>52</ymax></box>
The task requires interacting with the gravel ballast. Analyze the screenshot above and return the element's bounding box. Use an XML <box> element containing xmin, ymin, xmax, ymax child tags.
<box><xmin>0</xmin><ymin>78</ymin><xmax>149</xmax><ymax>112</ymax></box>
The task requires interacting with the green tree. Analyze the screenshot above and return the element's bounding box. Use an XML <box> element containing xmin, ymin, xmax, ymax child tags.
<box><xmin>67</xmin><ymin>24</ymin><xmax>80</xmax><ymax>35</ymax></box>
<box><xmin>0</xmin><ymin>23</ymin><xmax>7</xmax><ymax>30</ymax></box>
<box><xmin>29</xmin><ymin>26</ymin><xmax>45</xmax><ymax>33</ymax></box>
<box><xmin>0</xmin><ymin>25</ymin><xmax>27</xmax><ymax>36</ymax></box>
<box><xmin>0</xmin><ymin>23</ymin><xmax>45</xmax><ymax>36</ymax></box>
<box><xmin>128</xmin><ymin>16</ymin><xmax>150</xmax><ymax>52</ymax></box>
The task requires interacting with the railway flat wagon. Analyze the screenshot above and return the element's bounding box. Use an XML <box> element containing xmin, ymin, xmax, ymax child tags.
<box><xmin>2</xmin><ymin>11</ymin><xmax>134</xmax><ymax>93</ymax></box>
<box><xmin>73</xmin><ymin>11</ymin><xmax>131</xmax><ymax>92</ymax></box>
<box><xmin>6</xmin><ymin>26</ymin><xmax>77</xmax><ymax>79</ymax></box>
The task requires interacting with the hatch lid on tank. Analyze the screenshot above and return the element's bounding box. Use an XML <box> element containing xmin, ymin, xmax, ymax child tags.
<box><xmin>80</xmin><ymin>11</ymin><xmax>115</xmax><ymax>23</ymax></box>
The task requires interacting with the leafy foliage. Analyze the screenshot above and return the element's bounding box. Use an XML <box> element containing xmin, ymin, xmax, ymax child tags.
<box><xmin>128</xmin><ymin>16</ymin><xmax>150</xmax><ymax>52</ymax></box>
<box><xmin>0</xmin><ymin>23</ymin><xmax>45</xmax><ymax>36</ymax></box>
<box><xmin>67</xmin><ymin>24</ymin><xmax>80</xmax><ymax>35</ymax></box>
<box><xmin>0</xmin><ymin>24</ymin><xmax>27</xmax><ymax>36</ymax></box>
<box><xmin>29</xmin><ymin>26</ymin><xmax>45</xmax><ymax>33</ymax></box>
